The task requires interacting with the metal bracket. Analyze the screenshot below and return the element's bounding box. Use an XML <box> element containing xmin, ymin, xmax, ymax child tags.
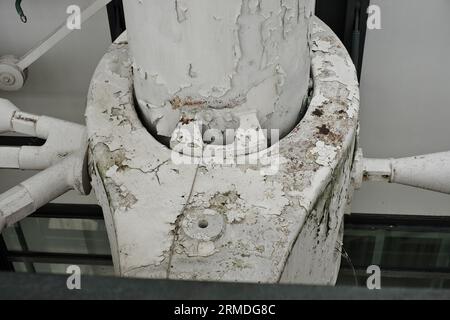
<box><xmin>0</xmin><ymin>99</ymin><xmax>91</xmax><ymax>233</ymax></box>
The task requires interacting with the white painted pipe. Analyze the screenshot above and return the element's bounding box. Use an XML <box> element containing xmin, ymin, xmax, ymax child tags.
<box><xmin>0</xmin><ymin>147</ymin><xmax>20</xmax><ymax>168</ymax></box>
<box><xmin>123</xmin><ymin>0</ymin><xmax>315</xmax><ymax>140</ymax></box>
<box><xmin>0</xmin><ymin>99</ymin><xmax>87</xmax><ymax>170</ymax></box>
<box><xmin>0</xmin><ymin>100</ymin><xmax>90</xmax><ymax>231</ymax></box>
<box><xmin>0</xmin><ymin>152</ymin><xmax>89</xmax><ymax>232</ymax></box>
<box><xmin>362</xmin><ymin>152</ymin><xmax>450</xmax><ymax>194</ymax></box>
<box><xmin>363</xmin><ymin>158</ymin><xmax>391</xmax><ymax>182</ymax></box>
<box><xmin>13</xmin><ymin>114</ymin><xmax>86</xmax><ymax>170</ymax></box>
<box><xmin>0</xmin><ymin>98</ymin><xmax>18</xmax><ymax>133</ymax></box>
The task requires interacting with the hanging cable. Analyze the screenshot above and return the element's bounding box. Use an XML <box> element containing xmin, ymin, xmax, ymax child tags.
<box><xmin>15</xmin><ymin>0</ymin><xmax>27</xmax><ymax>23</ymax></box>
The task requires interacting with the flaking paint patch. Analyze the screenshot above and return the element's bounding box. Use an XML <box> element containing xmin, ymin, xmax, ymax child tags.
<box><xmin>310</xmin><ymin>141</ymin><xmax>339</xmax><ymax>167</ymax></box>
<box><xmin>124</xmin><ymin>0</ymin><xmax>313</xmax><ymax>140</ymax></box>
<box><xmin>309</xmin><ymin>93</ymin><xmax>329</xmax><ymax>107</ymax></box>
<box><xmin>311</xmin><ymin>39</ymin><xmax>332</xmax><ymax>53</ymax></box>
<box><xmin>86</xmin><ymin>38</ymin><xmax>199</xmax><ymax>274</ymax></box>
<box><xmin>309</xmin><ymin>19</ymin><xmax>360</xmax><ymax>121</ymax></box>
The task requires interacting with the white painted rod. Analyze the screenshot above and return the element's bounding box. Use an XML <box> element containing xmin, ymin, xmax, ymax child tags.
<box><xmin>0</xmin><ymin>98</ymin><xmax>18</xmax><ymax>133</ymax></box>
<box><xmin>0</xmin><ymin>99</ymin><xmax>87</xmax><ymax>171</ymax></box>
<box><xmin>0</xmin><ymin>147</ymin><xmax>20</xmax><ymax>168</ymax></box>
<box><xmin>0</xmin><ymin>99</ymin><xmax>90</xmax><ymax>231</ymax></box>
<box><xmin>362</xmin><ymin>152</ymin><xmax>450</xmax><ymax>194</ymax></box>
<box><xmin>17</xmin><ymin>0</ymin><xmax>112</xmax><ymax>70</ymax></box>
<box><xmin>0</xmin><ymin>153</ymin><xmax>83</xmax><ymax>232</ymax></box>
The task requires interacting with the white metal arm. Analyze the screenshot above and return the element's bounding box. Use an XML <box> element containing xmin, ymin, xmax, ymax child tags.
<box><xmin>0</xmin><ymin>98</ymin><xmax>86</xmax><ymax>170</ymax></box>
<box><xmin>353</xmin><ymin>148</ymin><xmax>450</xmax><ymax>194</ymax></box>
<box><xmin>0</xmin><ymin>151</ymin><xmax>90</xmax><ymax>231</ymax></box>
<box><xmin>0</xmin><ymin>98</ymin><xmax>18</xmax><ymax>132</ymax></box>
<box><xmin>0</xmin><ymin>99</ymin><xmax>90</xmax><ymax>232</ymax></box>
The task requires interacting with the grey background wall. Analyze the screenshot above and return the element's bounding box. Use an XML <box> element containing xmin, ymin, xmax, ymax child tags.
<box><xmin>1</xmin><ymin>0</ymin><xmax>450</xmax><ymax>215</ymax></box>
<box><xmin>351</xmin><ymin>0</ymin><xmax>450</xmax><ymax>215</ymax></box>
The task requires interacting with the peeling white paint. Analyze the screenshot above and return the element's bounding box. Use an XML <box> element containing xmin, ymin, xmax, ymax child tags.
<box><xmin>311</xmin><ymin>39</ymin><xmax>332</xmax><ymax>52</ymax></box>
<box><xmin>310</xmin><ymin>141</ymin><xmax>339</xmax><ymax>166</ymax></box>
<box><xmin>123</xmin><ymin>0</ymin><xmax>314</xmax><ymax>140</ymax></box>
<box><xmin>309</xmin><ymin>93</ymin><xmax>329</xmax><ymax>107</ymax></box>
<box><xmin>86</xmin><ymin>17</ymin><xmax>360</xmax><ymax>285</ymax></box>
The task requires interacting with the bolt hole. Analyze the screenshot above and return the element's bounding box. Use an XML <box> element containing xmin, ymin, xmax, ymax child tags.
<box><xmin>198</xmin><ymin>219</ymin><xmax>208</xmax><ymax>229</ymax></box>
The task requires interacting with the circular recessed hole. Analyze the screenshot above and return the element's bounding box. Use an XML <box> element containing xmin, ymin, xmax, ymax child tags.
<box><xmin>198</xmin><ymin>219</ymin><xmax>209</xmax><ymax>229</ymax></box>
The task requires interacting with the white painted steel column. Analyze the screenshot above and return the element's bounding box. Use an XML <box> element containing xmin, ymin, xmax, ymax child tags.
<box><xmin>123</xmin><ymin>0</ymin><xmax>315</xmax><ymax>140</ymax></box>
<box><xmin>86</xmin><ymin>16</ymin><xmax>361</xmax><ymax>284</ymax></box>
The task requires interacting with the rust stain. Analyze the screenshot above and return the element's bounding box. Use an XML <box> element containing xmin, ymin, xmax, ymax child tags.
<box><xmin>180</xmin><ymin>116</ymin><xmax>194</xmax><ymax>125</ymax></box>
<box><xmin>170</xmin><ymin>96</ymin><xmax>208</xmax><ymax>109</ymax></box>
<box><xmin>312</xmin><ymin>108</ymin><xmax>323</xmax><ymax>117</ymax></box>
<box><xmin>316</xmin><ymin>124</ymin><xmax>344</xmax><ymax>145</ymax></box>
<box><xmin>169</xmin><ymin>95</ymin><xmax>246</xmax><ymax>110</ymax></box>
<box><xmin>317</xmin><ymin>124</ymin><xmax>330</xmax><ymax>135</ymax></box>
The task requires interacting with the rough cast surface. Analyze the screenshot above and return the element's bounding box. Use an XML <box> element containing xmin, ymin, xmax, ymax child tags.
<box><xmin>85</xmin><ymin>17</ymin><xmax>360</xmax><ymax>284</ymax></box>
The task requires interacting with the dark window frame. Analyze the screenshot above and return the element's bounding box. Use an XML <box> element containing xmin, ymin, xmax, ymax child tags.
<box><xmin>106</xmin><ymin>0</ymin><xmax>126</xmax><ymax>42</ymax></box>
<box><xmin>316</xmin><ymin>0</ymin><xmax>369</xmax><ymax>79</ymax></box>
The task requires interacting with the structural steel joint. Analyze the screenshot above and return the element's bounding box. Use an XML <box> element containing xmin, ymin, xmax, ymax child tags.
<box><xmin>0</xmin><ymin>99</ymin><xmax>90</xmax><ymax>233</ymax></box>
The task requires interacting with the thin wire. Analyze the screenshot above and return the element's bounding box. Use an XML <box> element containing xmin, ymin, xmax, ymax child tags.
<box><xmin>336</xmin><ymin>241</ymin><xmax>359</xmax><ymax>287</ymax></box>
<box><xmin>15</xmin><ymin>0</ymin><xmax>27</xmax><ymax>23</ymax></box>
<box><xmin>165</xmin><ymin>163</ymin><xmax>200</xmax><ymax>276</ymax></box>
